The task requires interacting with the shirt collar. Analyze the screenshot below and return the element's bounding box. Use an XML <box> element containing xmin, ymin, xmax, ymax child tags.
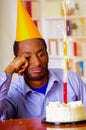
<box><xmin>49</xmin><ymin>69</ymin><xmax>60</xmax><ymax>82</ymax></box>
<box><xmin>19</xmin><ymin>76</ymin><xmax>32</xmax><ymax>96</ymax></box>
<box><xmin>19</xmin><ymin>69</ymin><xmax>63</xmax><ymax>96</ymax></box>
<box><xmin>46</xmin><ymin>69</ymin><xmax>63</xmax><ymax>94</ymax></box>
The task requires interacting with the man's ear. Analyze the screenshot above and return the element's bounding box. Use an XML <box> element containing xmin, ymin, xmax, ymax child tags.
<box><xmin>46</xmin><ymin>51</ymin><xmax>49</xmax><ymax>63</ymax></box>
<box><xmin>14</xmin><ymin>56</ymin><xmax>16</xmax><ymax>59</ymax></box>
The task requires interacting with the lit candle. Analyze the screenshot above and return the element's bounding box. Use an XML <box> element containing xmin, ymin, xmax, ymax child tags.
<box><xmin>62</xmin><ymin>0</ymin><xmax>70</xmax><ymax>104</ymax></box>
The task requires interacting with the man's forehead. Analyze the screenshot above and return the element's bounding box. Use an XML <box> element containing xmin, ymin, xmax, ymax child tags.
<box><xmin>18</xmin><ymin>39</ymin><xmax>44</xmax><ymax>52</ymax></box>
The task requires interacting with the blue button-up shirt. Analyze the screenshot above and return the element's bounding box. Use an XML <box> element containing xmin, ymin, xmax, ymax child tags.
<box><xmin>0</xmin><ymin>68</ymin><xmax>86</xmax><ymax>119</ymax></box>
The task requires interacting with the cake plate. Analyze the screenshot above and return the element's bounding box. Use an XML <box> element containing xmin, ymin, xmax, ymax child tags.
<box><xmin>42</xmin><ymin>118</ymin><xmax>86</xmax><ymax>126</ymax></box>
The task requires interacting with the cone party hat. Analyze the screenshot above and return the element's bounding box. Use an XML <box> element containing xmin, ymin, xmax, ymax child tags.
<box><xmin>16</xmin><ymin>0</ymin><xmax>42</xmax><ymax>41</ymax></box>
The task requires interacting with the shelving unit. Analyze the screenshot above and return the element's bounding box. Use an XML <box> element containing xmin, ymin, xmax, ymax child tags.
<box><xmin>23</xmin><ymin>0</ymin><xmax>86</xmax><ymax>80</ymax></box>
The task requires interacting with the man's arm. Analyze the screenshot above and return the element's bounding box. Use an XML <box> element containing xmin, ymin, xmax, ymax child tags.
<box><xmin>5</xmin><ymin>55</ymin><xmax>28</xmax><ymax>75</ymax></box>
<box><xmin>0</xmin><ymin>72</ymin><xmax>12</xmax><ymax>119</ymax></box>
<box><xmin>0</xmin><ymin>56</ymin><xmax>28</xmax><ymax>119</ymax></box>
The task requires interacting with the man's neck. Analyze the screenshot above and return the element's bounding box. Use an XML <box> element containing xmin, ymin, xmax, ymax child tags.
<box><xmin>24</xmin><ymin>74</ymin><xmax>48</xmax><ymax>88</ymax></box>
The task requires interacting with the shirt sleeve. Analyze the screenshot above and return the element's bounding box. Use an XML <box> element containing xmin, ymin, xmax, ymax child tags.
<box><xmin>0</xmin><ymin>72</ymin><xmax>12</xmax><ymax>119</ymax></box>
<box><xmin>68</xmin><ymin>71</ymin><xmax>86</xmax><ymax>109</ymax></box>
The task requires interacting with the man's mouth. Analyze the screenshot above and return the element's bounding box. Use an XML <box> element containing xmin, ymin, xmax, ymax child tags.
<box><xmin>30</xmin><ymin>67</ymin><xmax>44</xmax><ymax>73</ymax></box>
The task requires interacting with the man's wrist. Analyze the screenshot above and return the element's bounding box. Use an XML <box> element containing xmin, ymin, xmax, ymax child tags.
<box><xmin>5</xmin><ymin>64</ymin><xmax>15</xmax><ymax>75</ymax></box>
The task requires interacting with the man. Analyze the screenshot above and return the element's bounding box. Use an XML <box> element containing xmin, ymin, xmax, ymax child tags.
<box><xmin>1</xmin><ymin>38</ymin><xmax>86</xmax><ymax>120</ymax></box>
<box><xmin>0</xmin><ymin>0</ymin><xmax>86</xmax><ymax>119</ymax></box>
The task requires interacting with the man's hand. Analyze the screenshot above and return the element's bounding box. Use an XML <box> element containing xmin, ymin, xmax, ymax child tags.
<box><xmin>5</xmin><ymin>56</ymin><xmax>28</xmax><ymax>75</ymax></box>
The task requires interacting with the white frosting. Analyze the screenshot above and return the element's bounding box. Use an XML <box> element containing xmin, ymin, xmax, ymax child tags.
<box><xmin>46</xmin><ymin>101</ymin><xmax>86</xmax><ymax>122</ymax></box>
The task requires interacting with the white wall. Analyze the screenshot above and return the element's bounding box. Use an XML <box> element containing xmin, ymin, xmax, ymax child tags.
<box><xmin>0</xmin><ymin>0</ymin><xmax>17</xmax><ymax>73</ymax></box>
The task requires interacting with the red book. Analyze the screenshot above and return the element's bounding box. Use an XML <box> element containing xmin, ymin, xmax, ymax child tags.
<box><xmin>26</xmin><ymin>1</ymin><xmax>32</xmax><ymax>16</ymax></box>
<box><xmin>73</xmin><ymin>41</ymin><xmax>77</xmax><ymax>56</ymax></box>
<box><xmin>33</xmin><ymin>20</ymin><xmax>38</xmax><ymax>27</ymax></box>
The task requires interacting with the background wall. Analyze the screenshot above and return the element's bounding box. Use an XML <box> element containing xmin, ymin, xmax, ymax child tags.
<box><xmin>0</xmin><ymin>0</ymin><xmax>17</xmax><ymax>73</ymax></box>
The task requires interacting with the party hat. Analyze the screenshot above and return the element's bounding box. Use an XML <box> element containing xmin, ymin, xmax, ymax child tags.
<box><xmin>16</xmin><ymin>0</ymin><xmax>42</xmax><ymax>41</ymax></box>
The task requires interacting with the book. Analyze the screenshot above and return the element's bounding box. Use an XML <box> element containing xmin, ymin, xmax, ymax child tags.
<box><xmin>26</xmin><ymin>1</ymin><xmax>32</xmax><ymax>16</ymax></box>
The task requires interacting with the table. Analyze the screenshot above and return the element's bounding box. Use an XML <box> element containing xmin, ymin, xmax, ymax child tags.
<box><xmin>0</xmin><ymin>118</ymin><xmax>86</xmax><ymax>130</ymax></box>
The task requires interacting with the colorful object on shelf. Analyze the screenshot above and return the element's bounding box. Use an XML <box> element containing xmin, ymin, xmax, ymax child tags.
<box><xmin>66</xmin><ymin>20</ymin><xmax>71</xmax><ymax>36</ymax></box>
<box><xmin>16</xmin><ymin>0</ymin><xmax>42</xmax><ymax>41</ymax></box>
<box><xmin>75</xmin><ymin>61</ymin><xmax>84</xmax><ymax>76</ymax></box>
<box><xmin>73</xmin><ymin>41</ymin><xmax>77</xmax><ymax>56</ymax></box>
<box><xmin>26</xmin><ymin>1</ymin><xmax>32</xmax><ymax>16</ymax></box>
<box><xmin>78</xmin><ymin>61</ymin><xmax>84</xmax><ymax>76</ymax></box>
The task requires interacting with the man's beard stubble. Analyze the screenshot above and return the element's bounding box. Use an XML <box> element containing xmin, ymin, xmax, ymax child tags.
<box><xmin>24</xmin><ymin>67</ymin><xmax>49</xmax><ymax>81</ymax></box>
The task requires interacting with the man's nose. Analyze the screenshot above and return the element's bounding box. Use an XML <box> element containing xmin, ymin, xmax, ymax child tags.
<box><xmin>31</xmin><ymin>56</ymin><xmax>41</xmax><ymax>66</ymax></box>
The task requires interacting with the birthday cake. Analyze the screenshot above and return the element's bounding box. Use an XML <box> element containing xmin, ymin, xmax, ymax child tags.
<box><xmin>46</xmin><ymin>101</ymin><xmax>86</xmax><ymax>122</ymax></box>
